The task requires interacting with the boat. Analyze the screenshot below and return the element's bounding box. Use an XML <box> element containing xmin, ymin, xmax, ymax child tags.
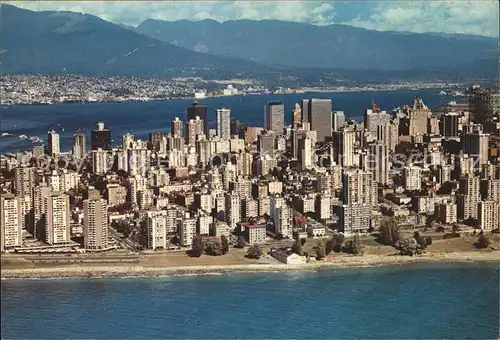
<box><xmin>439</xmin><ymin>90</ymin><xmax>447</xmax><ymax>95</ymax></box>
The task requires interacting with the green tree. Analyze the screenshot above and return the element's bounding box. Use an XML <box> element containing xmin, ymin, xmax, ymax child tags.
<box><xmin>352</xmin><ymin>234</ymin><xmax>363</xmax><ymax>255</ymax></box>
<box><xmin>414</xmin><ymin>231</ymin><xmax>428</xmax><ymax>250</ymax></box>
<box><xmin>326</xmin><ymin>237</ymin><xmax>337</xmax><ymax>254</ymax></box>
<box><xmin>333</xmin><ymin>234</ymin><xmax>345</xmax><ymax>253</ymax></box>
<box><xmin>292</xmin><ymin>238</ymin><xmax>303</xmax><ymax>256</ymax></box>
<box><xmin>378</xmin><ymin>217</ymin><xmax>401</xmax><ymax>245</ymax></box>
<box><xmin>316</xmin><ymin>239</ymin><xmax>326</xmax><ymax>260</ymax></box>
<box><xmin>344</xmin><ymin>234</ymin><xmax>363</xmax><ymax>255</ymax></box>
<box><xmin>235</xmin><ymin>236</ymin><xmax>246</xmax><ymax>248</ymax></box>
<box><xmin>205</xmin><ymin>238</ymin><xmax>223</xmax><ymax>256</ymax></box>
<box><xmin>397</xmin><ymin>237</ymin><xmax>421</xmax><ymax>256</ymax></box>
<box><xmin>190</xmin><ymin>235</ymin><xmax>204</xmax><ymax>257</ymax></box>
<box><xmin>220</xmin><ymin>235</ymin><xmax>229</xmax><ymax>254</ymax></box>
<box><xmin>246</xmin><ymin>244</ymin><xmax>263</xmax><ymax>259</ymax></box>
<box><xmin>475</xmin><ymin>234</ymin><xmax>491</xmax><ymax>249</ymax></box>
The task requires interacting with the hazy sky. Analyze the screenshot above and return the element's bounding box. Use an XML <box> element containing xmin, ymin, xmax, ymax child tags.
<box><xmin>7</xmin><ymin>1</ymin><xmax>499</xmax><ymax>37</ymax></box>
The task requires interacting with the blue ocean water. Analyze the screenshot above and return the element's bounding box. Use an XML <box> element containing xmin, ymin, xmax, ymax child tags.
<box><xmin>0</xmin><ymin>89</ymin><xmax>460</xmax><ymax>153</ymax></box>
<box><xmin>1</xmin><ymin>262</ymin><xmax>498</xmax><ymax>339</ymax></box>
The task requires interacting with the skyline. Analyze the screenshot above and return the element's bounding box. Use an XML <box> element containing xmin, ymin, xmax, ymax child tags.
<box><xmin>5</xmin><ymin>0</ymin><xmax>499</xmax><ymax>37</ymax></box>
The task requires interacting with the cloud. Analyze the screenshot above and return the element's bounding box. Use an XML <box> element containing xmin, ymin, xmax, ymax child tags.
<box><xmin>6</xmin><ymin>1</ymin><xmax>499</xmax><ymax>37</ymax></box>
<box><xmin>345</xmin><ymin>1</ymin><xmax>499</xmax><ymax>37</ymax></box>
<box><xmin>7</xmin><ymin>1</ymin><xmax>336</xmax><ymax>26</ymax></box>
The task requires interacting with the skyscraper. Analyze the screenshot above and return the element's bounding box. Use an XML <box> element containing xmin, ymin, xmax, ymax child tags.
<box><xmin>300</xmin><ymin>99</ymin><xmax>310</xmax><ymax>124</ymax></box>
<box><xmin>334</xmin><ymin>127</ymin><xmax>356</xmax><ymax>167</ymax></box>
<box><xmin>187</xmin><ymin>102</ymin><xmax>208</xmax><ymax>135</ymax></box>
<box><xmin>186</xmin><ymin>117</ymin><xmax>205</xmax><ymax>146</ymax></box>
<box><xmin>440</xmin><ymin>112</ymin><xmax>459</xmax><ymax>137</ymax></box>
<box><xmin>308</xmin><ymin>99</ymin><xmax>332</xmax><ymax>142</ymax></box>
<box><xmin>257</xmin><ymin>131</ymin><xmax>275</xmax><ymax>158</ymax></box>
<box><xmin>83</xmin><ymin>195</ymin><xmax>108</xmax><ymax>250</ymax></box>
<box><xmin>342</xmin><ymin>169</ymin><xmax>377</xmax><ymax>206</ymax></box>
<box><xmin>291</xmin><ymin>103</ymin><xmax>302</xmax><ymax>129</ymax></box>
<box><xmin>171</xmin><ymin>117</ymin><xmax>183</xmax><ymax>137</ymax></box>
<box><xmin>14</xmin><ymin>166</ymin><xmax>35</xmax><ymax>199</ymax></box>
<box><xmin>333</xmin><ymin>111</ymin><xmax>346</xmax><ymax>132</ymax></box>
<box><xmin>72</xmin><ymin>129</ymin><xmax>86</xmax><ymax>159</ymax></box>
<box><xmin>367</xmin><ymin>142</ymin><xmax>389</xmax><ymax>185</ymax></box>
<box><xmin>264</xmin><ymin>101</ymin><xmax>285</xmax><ymax>135</ymax></box>
<box><xmin>48</xmin><ymin>130</ymin><xmax>60</xmax><ymax>157</ymax></box>
<box><xmin>91</xmin><ymin>122</ymin><xmax>111</xmax><ymax>150</ymax></box>
<box><xmin>463</xmin><ymin>131</ymin><xmax>489</xmax><ymax>168</ymax></box>
<box><xmin>468</xmin><ymin>85</ymin><xmax>500</xmax><ymax>132</ymax></box>
<box><xmin>298</xmin><ymin>136</ymin><xmax>313</xmax><ymax>170</ymax></box>
<box><xmin>216</xmin><ymin>108</ymin><xmax>231</xmax><ymax>140</ymax></box>
<box><xmin>44</xmin><ymin>192</ymin><xmax>70</xmax><ymax>244</ymax></box>
<box><xmin>364</xmin><ymin>101</ymin><xmax>391</xmax><ymax>132</ymax></box>
<box><xmin>408</xmin><ymin>97</ymin><xmax>429</xmax><ymax>136</ymax></box>
<box><xmin>0</xmin><ymin>194</ymin><xmax>22</xmax><ymax>252</ymax></box>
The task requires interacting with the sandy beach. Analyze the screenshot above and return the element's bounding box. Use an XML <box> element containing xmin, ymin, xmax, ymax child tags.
<box><xmin>2</xmin><ymin>251</ymin><xmax>498</xmax><ymax>280</ymax></box>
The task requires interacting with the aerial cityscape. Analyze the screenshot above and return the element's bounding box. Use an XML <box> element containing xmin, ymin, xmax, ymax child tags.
<box><xmin>1</xmin><ymin>1</ymin><xmax>499</xmax><ymax>339</ymax></box>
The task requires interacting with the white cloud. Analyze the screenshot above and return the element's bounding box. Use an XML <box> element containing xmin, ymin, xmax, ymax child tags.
<box><xmin>6</xmin><ymin>1</ymin><xmax>499</xmax><ymax>37</ymax></box>
<box><xmin>7</xmin><ymin>1</ymin><xmax>336</xmax><ymax>26</ymax></box>
<box><xmin>345</xmin><ymin>1</ymin><xmax>499</xmax><ymax>37</ymax></box>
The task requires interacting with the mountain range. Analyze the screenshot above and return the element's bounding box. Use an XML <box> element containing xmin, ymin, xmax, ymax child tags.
<box><xmin>135</xmin><ymin>19</ymin><xmax>497</xmax><ymax>72</ymax></box>
<box><xmin>1</xmin><ymin>4</ymin><xmax>497</xmax><ymax>84</ymax></box>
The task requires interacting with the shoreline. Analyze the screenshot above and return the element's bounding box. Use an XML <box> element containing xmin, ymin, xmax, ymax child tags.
<box><xmin>1</xmin><ymin>84</ymin><xmax>454</xmax><ymax>107</ymax></box>
<box><xmin>2</xmin><ymin>252</ymin><xmax>498</xmax><ymax>281</ymax></box>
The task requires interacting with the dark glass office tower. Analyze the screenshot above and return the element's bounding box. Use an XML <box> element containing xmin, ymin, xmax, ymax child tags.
<box><xmin>91</xmin><ymin>122</ymin><xmax>111</xmax><ymax>150</ymax></box>
<box><xmin>187</xmin><ymin>102</ymin><xmax>208</xmax><ymax>135</ymax></box>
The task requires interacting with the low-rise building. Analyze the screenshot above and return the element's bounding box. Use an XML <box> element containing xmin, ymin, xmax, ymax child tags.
<box><xmin>238</xmin><ymin>221</ymin><xmax>267</xmax><ymax>244</ymax></box>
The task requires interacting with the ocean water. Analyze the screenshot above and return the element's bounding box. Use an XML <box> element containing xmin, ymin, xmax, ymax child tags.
<box><xmin>0</xmin><ymin>89</ymin><xmax>460</xmax><ymax>153</ymax></box>
<box><xmin>1</xmin><ymin>262</ymin><xmax>499</xmax><ymax>339</ymax></box>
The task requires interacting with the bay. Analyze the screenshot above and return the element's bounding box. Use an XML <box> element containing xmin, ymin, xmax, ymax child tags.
<box><xmin>1</xmin><ymin>262</ymin><xmax>498</xmax><ymax>339</ymax></box>
<box><xmin>0</xmin><ymin>89</ymin><xmax>460</xmax><ymax>153</ymax></box>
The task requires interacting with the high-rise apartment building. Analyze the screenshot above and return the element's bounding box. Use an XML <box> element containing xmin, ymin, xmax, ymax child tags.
<box><xmin>479</xmin><ymin>200</ymin><xmax>500</xmax><ymax>230</ymax></box>
<box><xmin>333</xmin><ymin>111</ymin><xmax>346</xmax><ymax>132</ymax></box>
<box><xmin>83</xmin><ymin>196</ymin><xmax>108</xmax><ymax>250</ymax></box>
<box><xmin>44</xmin><ymin>192</ymin><xmax>70</xmax><ymax>244</ymax></box>
<box><xmin>171</xmin><ymin>117</ymin><xmax>183</xmax><ymax>137</ymax></box>
<box><xmin>334</xmin><ymin>127</ymin><xmax>356</xmax><ymax>167</ymax></box>
<box><xmin>377</xmin><ymin>121</ymin><xmax>399</xmax><ymax>153</ymax></box>
<box><xmin>14</xmin><ymin>166</ymin><xmax>35</xmax><ymax>199</ymax></box>
<box><xmin>367</xmin><ymin>142</ymin><xmax>389</xmax><ymax>185</ymax></box>
<box><xmin>72</xmin><ymin>129</ymin><xmax>86</xmax><ymax>159</ymax></box>
<box><xmin>457</xmin><ymin>175</ymin><xmax>480</xmax><ymax>220</ymax></box>
<box><xmin>186</xmin><ymin>117</ymin><xmax>205</xmax><ymax>146</ymax></box>
<box><xmin>147</xmin><ymin>210</ymin><xmax>168</xmax><ymax>249</ymax></box>
<box><xmin>48</xmin><ymin>130</ymin><xmax>60</xmax><ymax>158</ymax></box>
<box><xmin>187</xmin><ymin>102</ymin><xmax>208</xmax><ymax>135</ymax></box>
<box><xmin>224</xmin><ymin>192</ymin><xmax>241</xmax><ymax>230</ymax></box>
<box><xmin>0</xmin><ymin>194</ymin><xmax>22</xmax><ymax>252</ymax></box>
<box><xmin>342</xmin><ymin>169</ymin><xmax>377</xmax><ymax>206</ymax></box>
<box><xmin>403</xmin><ymin>165</ymin><xmax>422</xmax><ymax>191</ymax></box>
<box><xmin>91</xmin><ymin>149</ymin><xmax>109</xmax><ymax>175</ymax></box>
<box><xmin>216</xmin><ymin>108</ymin><xmax>231</xmax><ymax>140</ymax></box>
<box><xmin>298</xmin><ymin>136</ymin><xmax>313</xmax><ymax>170</ymax></box>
